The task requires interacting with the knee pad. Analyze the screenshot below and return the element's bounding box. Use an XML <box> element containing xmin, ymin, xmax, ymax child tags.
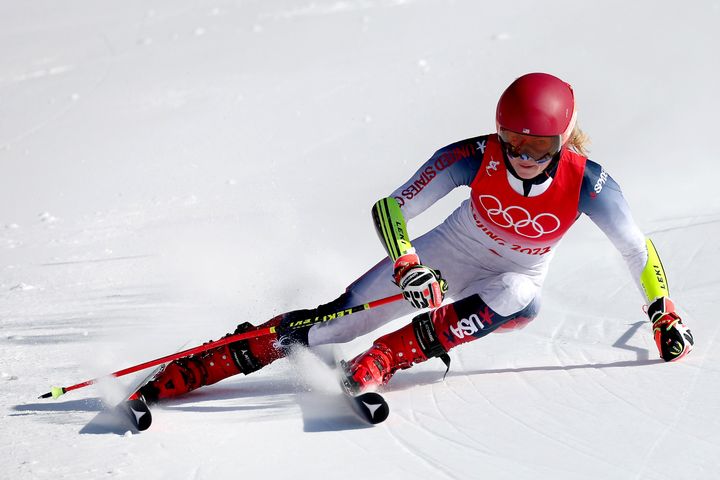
<box><xmin>480</xmin><ymin>273</ymin><xmax>540</xmax><ymax>317</ymax></box>
<box><xmin>496</xmin><ymin>296</ymin><xmax>541</xmax><ymax>331</ymax></box>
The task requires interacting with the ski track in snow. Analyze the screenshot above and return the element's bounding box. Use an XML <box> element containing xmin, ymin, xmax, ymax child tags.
<box><xmin>386</xmin><ymin>411</ymin><xmax>459</xmax><ymax>480</ymax></box>
<box><xmin>633</xmin><ymin>303</ymin><xmax>720</xmax><ymax>479</ymax></box>
<box><xmin>427</xmin><ymin>382</ymin><xmax>485</xmax><ymax>450</ymax></box>
<box><xmin>463</xmin><ymin>373</ymin><xmax>609</xmax><ymax>472</ymax></box>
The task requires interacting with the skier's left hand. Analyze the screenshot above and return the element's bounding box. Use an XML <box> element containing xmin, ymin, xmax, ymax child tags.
<box><xmin>648</xmin><ymin>297</ymin><xmax>694</xmax><ymax>362</ymax></box>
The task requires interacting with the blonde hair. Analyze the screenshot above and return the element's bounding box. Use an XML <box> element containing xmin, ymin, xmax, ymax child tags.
<box><xmin>566</xmin><ymin>125</ymin><xmax>591</xmax><ymax>157</ymax></box>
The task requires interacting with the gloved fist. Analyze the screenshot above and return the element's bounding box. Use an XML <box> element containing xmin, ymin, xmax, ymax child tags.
<box><xmin>648</xmin><ymin>297</ymin><xmax>694</xmax><ymax>362</ymax></box>
<box><xmin>393</xmin><ymin>252</ymin><xmax>448</xmax><ymax>309</ymax></box>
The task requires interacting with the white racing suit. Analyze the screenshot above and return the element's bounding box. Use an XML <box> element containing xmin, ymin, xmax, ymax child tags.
<box><xmin>300</xmin><ymin>134</ymin><xmax>649</xmax><ymax>351</ymax></box>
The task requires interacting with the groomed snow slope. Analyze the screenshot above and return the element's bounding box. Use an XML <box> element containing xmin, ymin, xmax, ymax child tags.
<box><xmin>2</xmin><ymin>1</ymin><xmax>720</xmax><ymax>479</ymax></box>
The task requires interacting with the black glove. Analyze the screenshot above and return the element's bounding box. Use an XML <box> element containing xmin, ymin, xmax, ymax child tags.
<box><xmin>393</xmin><ymin>253</ymin><xmax>448</xmax><ymax>309</ymax></box>
<box><xmin>648</xmin><ymin>297</ymin><xmax>694</xmax><ymax>362</ymax></box>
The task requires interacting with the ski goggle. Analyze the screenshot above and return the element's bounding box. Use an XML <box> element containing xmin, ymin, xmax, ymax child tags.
<box><xmin>498</xmin><ymin>129</ymin><xmax>562</xmax><ymax>165</ymax></box>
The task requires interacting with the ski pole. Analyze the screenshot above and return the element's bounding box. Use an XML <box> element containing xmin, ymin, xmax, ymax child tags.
<box><xmin>39</xmin><ymin>292</ymin><xmax>404</xmax><ymax>400</ymax></box>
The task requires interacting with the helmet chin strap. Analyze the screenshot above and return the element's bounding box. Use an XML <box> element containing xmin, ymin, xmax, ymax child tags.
<box><xmin>503</xmin><ymin>151</ymin><xmax>561</xmax><ymax>197</ymax></box>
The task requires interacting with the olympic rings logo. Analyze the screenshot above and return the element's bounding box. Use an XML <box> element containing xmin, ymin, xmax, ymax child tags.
<box><xmin>476</xmin><ymin>194</ymin><xmax>561</xmax><ymax>239</ymax></box>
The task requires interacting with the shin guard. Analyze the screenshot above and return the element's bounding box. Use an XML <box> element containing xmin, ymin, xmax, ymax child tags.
<box><xmin>344</xmin><ymin>294</ymin><xmax>540</xmax><ymax>393</ymax></box>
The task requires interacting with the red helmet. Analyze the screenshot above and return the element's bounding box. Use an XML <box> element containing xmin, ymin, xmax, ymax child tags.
<box><xmin>496</xmin><ymin>73</ymin><xmax>577</xmax><ymax>145</ymax></box>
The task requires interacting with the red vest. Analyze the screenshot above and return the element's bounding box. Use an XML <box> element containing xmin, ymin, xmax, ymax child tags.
<box><xmin>469</xmin><ymin>135</ymin><xmax>586</xmax><ymax>256</ymax></box>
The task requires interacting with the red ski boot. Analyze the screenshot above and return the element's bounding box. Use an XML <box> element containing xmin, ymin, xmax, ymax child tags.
<box><xmin>343</xmin><ymin>313</ymin><xmax>449</xmax><ymax>394</ymax></box>
<box><xmin>134</xmin><ymin>321</ymin><xmax>285</xmax><ymax>403</ymax></box>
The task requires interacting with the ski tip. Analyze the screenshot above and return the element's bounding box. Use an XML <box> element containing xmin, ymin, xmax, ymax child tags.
<box><xmin>355</xmin><ymin>392</ymin><xmax>390</xmax><ymax>425</ymax></box>
<box><xmin>124</xmin><ymin>399</ymin><xmax>153</xmax><ymax>431</ymax></box>
<box><xmin>39</xmin><ymin>386</ymin><xmax>65</xmax><ymax>400</ymax></box>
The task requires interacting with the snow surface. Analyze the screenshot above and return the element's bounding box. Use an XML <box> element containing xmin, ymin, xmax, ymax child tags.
<box><xmin>2</xmin><ymin>1</ymin><xmax>720</xmax><ymax>479</ymax></box>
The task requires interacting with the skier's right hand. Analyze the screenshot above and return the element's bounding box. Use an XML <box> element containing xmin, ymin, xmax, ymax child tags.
<box><xmin>648</xmin><ymin>297</ymin><xmax>694</xmax><ymax>362</ymax></box>
<box><xmin>393</xmin><ymin>252</ymin><xmax>447</xmax><ymax>309</ymax></box>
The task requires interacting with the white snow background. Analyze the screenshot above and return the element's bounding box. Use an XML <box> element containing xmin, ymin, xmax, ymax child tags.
<box><xmin>2</xmin><ymin>1</ymin><xmax>720</xmax><ymax>479</ymax></box>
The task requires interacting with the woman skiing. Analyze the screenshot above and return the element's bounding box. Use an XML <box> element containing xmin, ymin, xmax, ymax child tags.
<box><xmin>135</xmin><ymin>72</ymin><xmax>694</xmax><ymax>402</ymax></box>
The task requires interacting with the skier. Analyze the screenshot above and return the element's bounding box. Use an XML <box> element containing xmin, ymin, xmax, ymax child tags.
<box><xmin>135</xmin><ymin>72</ymin><xmax>694</xmax><ymax>403</ymax></box>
